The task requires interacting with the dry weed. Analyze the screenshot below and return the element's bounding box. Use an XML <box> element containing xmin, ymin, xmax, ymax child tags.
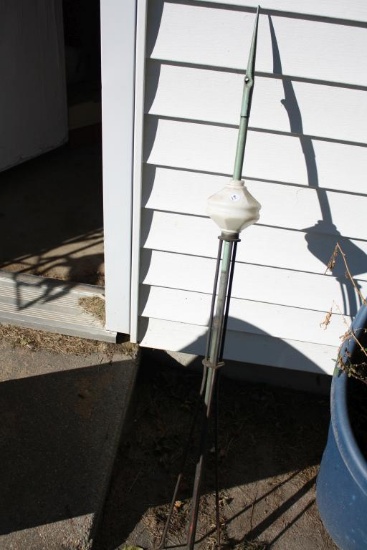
<box><xmin>79</xmin><ymin>295</ymin><xmax>105</xmax><ymax>323</ymax></box>
<box><xmin>0</xmin><ymin>323</ymin><xmax>138</xmax><ymax>358</ymax></box>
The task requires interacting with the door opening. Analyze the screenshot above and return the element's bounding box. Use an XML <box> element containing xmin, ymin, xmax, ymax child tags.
<box><xmin>0</xmin><ymin>0</ymin><xmax>104</xmax><ymax>288</ymax></box>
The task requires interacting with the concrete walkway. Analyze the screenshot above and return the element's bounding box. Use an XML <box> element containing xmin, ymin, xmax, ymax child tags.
<box><xmin>0</xmin><ymin>338</ymin><xmax>138</xmax><ymax>550</ymax></box>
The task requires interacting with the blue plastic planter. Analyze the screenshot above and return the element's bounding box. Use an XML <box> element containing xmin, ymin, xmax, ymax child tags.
<box><xmin>317</xmin><ymin>305</ymin><xmax>367</xmax><ymax>550</ymax></box>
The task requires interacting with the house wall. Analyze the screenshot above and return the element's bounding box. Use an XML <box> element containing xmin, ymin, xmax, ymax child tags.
<box><xmin>131</xmin><ymin>0</ymin><xmax>367</xmax><ymax>375</ymax></box>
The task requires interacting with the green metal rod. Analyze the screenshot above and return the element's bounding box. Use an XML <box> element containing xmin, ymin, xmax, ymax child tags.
<box><xmin>178</xmin><ymin>11</ymin><xmax>261</xmax><ymax>548</ymax></box>
<box><xmin>233</xmin><ymin>6</ymin><xmax>260</xmax><ymax>181</ymax></box>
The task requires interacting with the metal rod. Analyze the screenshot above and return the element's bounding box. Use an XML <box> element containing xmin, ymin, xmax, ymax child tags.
<box><xmin>158</xmin><ymin>239</ymin><xmax>226</xmax><ymax>548</ymax></box>
<box><xmin>187</xmin><ymin>237</ymin><xmax>236</xmax><ymax>549</ymax></box>
<box><xmin>187</xmin><ymin>367</ymin><xmax>219</xmax><ymax>549</ymax></box>
<box><xmin>214</xmin><ymin>372</ymin><xmax>221</xmax><ymax>548</ymax></box>
<box><xmin>185</xmin><ymin>6</ymin><xmax>260</xmax><ymax>544</ymax></box>
<box><xmin>205</xmin><ymin>238</ymin><xmax>224</xmax><ymax>360</ymax></box>
<box><xmin>219</xmin><ymin>240</ymin><xmax>239</xmax><ymax>360</ymax></box>
<box><xmin>233</xmin><ymin>6</ymin><xmax>260</xmax><ymax>181</ymax></box>
<box><xmin>157</xmin><ymin>366</ymin><xmax>208</xmax><ymax>549</ymax></box>
<box><xmin>161</xmin><ymin>8</ymin><xmax>260</xmax><ymax>547</ymax></box>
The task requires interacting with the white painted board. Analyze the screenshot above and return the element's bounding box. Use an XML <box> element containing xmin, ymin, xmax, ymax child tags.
<box><xmin>101</xmin><ymin>0</ymin><xmax>136</xmax><ymax>333</ymax></box>
<box><xmin>0</xmin><ymin>0</ymin><xmax>67</xmax><ymax>171</ymax></box>
<box><xmin>147</xmin><ymin>62</ymin><xmax>367</xmax><ymax>144</ymax></box>
<box><xmin>193</xmin><ymin>0</ymin><xmax>367</xmax><ymax>22</ymax></box>
<box><xmin>142</xmin><ymin>164</ymin><xmax>367</xmax><ymax>239</ymax></box>
<box><xmin>138</xmin><ymin>317</ymin><xmax>338</xmax><ymax>374</ymax></box>
<box><xmin>144</xmin><ymin>118</ymin><xmax>367</xmax><ymax>196</ymax></box>
<box><xmin>148</xmin><ymin>1</ymin><xmax>367</xmax><ymax>86</ymax></box>
<box><xmin>140</xmin><ymin>249</ymin><xmax>366</xmax><ymax>316</ymax></box>
<box><xmin>140</xmin><ymin>285</ymin><xmax>351</xmax><ymax>346</ymax></box>
<box><xmin>141</xmin><ymin>209</ymin><xmax>367</xmax><ymax>276</ymax></box>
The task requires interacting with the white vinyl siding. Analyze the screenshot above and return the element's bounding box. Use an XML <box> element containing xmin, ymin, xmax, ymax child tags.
<box><xmin>132</xmin><ymin>0</ymin><xmax>367</xmax><ymax>375</ymax></box>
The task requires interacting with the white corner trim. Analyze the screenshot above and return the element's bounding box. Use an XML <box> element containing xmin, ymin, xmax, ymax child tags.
<box><xmin>130</xmin><ymin>0</ymin><xmax>148</xmax><ymax>342</ymax></box>
<box><xmin>101</xmin><ymin>0</ymin><xmax>137</xmax><ymax>334</ymax></box>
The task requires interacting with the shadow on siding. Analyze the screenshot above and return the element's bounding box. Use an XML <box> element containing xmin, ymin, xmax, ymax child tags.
<box><xmin>269</xmin><ymin>15</ymin><xmax>367</xmax><ymax>317</ymax></box>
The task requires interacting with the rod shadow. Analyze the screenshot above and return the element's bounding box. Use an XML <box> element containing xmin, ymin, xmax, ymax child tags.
<box><xmin>93</xmin><ymin>349</ymin><xmax>332</xmax><ymax>549</ymax></box>
<box><xmin>269</xmin><ymin>16</ymin><xmax>367</xmax><ymax>317</ymax></box>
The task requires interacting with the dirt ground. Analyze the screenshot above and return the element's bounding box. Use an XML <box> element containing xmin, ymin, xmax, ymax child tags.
<box><xmin>93</xmin><ymin>359</ymin><xmax>338</xmax><ymax>550</ymax></box>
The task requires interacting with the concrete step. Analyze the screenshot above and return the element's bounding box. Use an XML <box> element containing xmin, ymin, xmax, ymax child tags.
<box><xmin>0</xmin><ymin>271</ymin><xmax>116</xmax><ymax>342</ymax></box>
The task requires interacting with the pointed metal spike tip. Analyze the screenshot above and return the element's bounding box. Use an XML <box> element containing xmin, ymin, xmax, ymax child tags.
<box><xmin>232</xmin><ymin>6</ymin><xmax>260</xmax><ymax>180</ymax></box>
<box><xmin>245</xmin><ymin>6</ymin><xmax>260</xmax><ymax>84</ymax></box>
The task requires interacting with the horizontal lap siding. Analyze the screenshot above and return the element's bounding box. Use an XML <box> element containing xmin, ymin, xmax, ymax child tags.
<box><xmin>147</xmin><ymin>63</ymin><xmax>367</xmax><ymax>144</ymax></box>
<box><xmin>144</xmin><ymin>119</ymin><xmax>367</xmax><ymax>195</ymax></box>
<box><xmin>142</xmin><ymin>209</ymin><xmax>367</xmax><ymax>273</ymax></box>
<box><xmin>142</xmin><ymin>164</ymin><xmax>367</xmax><ymax>236</ymax></box>
<box><xmin>138</xmin><ymin>318</ymin><xmax>336</xmax><ymax>374</ymax></box>
<box><xmin>135</xmin><ymin>0</ymin><xmax>367</xmax><ymax>375</ymax></box>
<box><xmin>149</xmin><ymin>1</ymin><xmax>367</xmax><ymax>85</ymax></box>
<box><xmin>140</xmin><ymin>286</ymin><xmax>346</xmax><ymax>346</ymax></box>
<box><xmin>194</xmin><ymin>0</ymin><xmax>367</xmax><ymax>22</ymax></box>
<box><xmin>140</xmin><ymin>249</ymin><xmax>367</xmax><ymax>312</ymax></box>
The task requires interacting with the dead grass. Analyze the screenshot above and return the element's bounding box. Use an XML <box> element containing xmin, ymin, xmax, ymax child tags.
<box><xmin>0</xmin><ymin>323</ymin><xmax>138</xmax><ymax>358</ymax></box>
<box><xmin>79</xmin><ymin>295</ymin><xmax>105</xmax><ymax>323</ymax></box>
<box><xmin>141</xmin><ymin>496</ymin><xmax>269</xmax><ymax>549</ymax></box>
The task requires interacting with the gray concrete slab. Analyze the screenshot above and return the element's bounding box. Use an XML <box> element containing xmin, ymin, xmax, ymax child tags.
<box><xmin>0</xmin><ymin>340</ymin><xmax>138</xmax><ymax>550</ymax></box>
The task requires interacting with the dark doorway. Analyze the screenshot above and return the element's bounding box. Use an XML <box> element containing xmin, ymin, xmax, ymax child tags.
<box><xmin>0</xmin><ymin>0</ymin><xmax>104</xmax><ymax>287</ymax></box>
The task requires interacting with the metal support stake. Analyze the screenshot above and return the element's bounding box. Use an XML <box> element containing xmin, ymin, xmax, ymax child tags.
<box><xmin>186</xmin><ymin>10</ymin><xmax>261</xmax><ymax>540</ymax></box>
<box><xmin>158</xmin><ymin>7</ymin><xmax>261</xmax><ymax>549</ymax></box>
<box><xmin>187</xmin><ymin>236</ymin><xmax>238</xmax><ymax>549</ymax></box>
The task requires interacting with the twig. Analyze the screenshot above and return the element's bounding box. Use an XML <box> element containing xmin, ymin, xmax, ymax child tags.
<box><xmin>333</xmin><ymin>302</ymin><xmax>367</xmax><ymax>359</ymax></box>
<box><xmin>326</xmin><ymin>243</ymin><xmax>367</xmax><ymax>307</ymax></box>
<box><xmin>323</xmin><ymin>247</ymin><xmax>367</xmax><ymax>383</ymax></box>
<box><xmin>320</xmin><ymin>306</ymin><xmax>333</xmax><ymax>330</ymax></box>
